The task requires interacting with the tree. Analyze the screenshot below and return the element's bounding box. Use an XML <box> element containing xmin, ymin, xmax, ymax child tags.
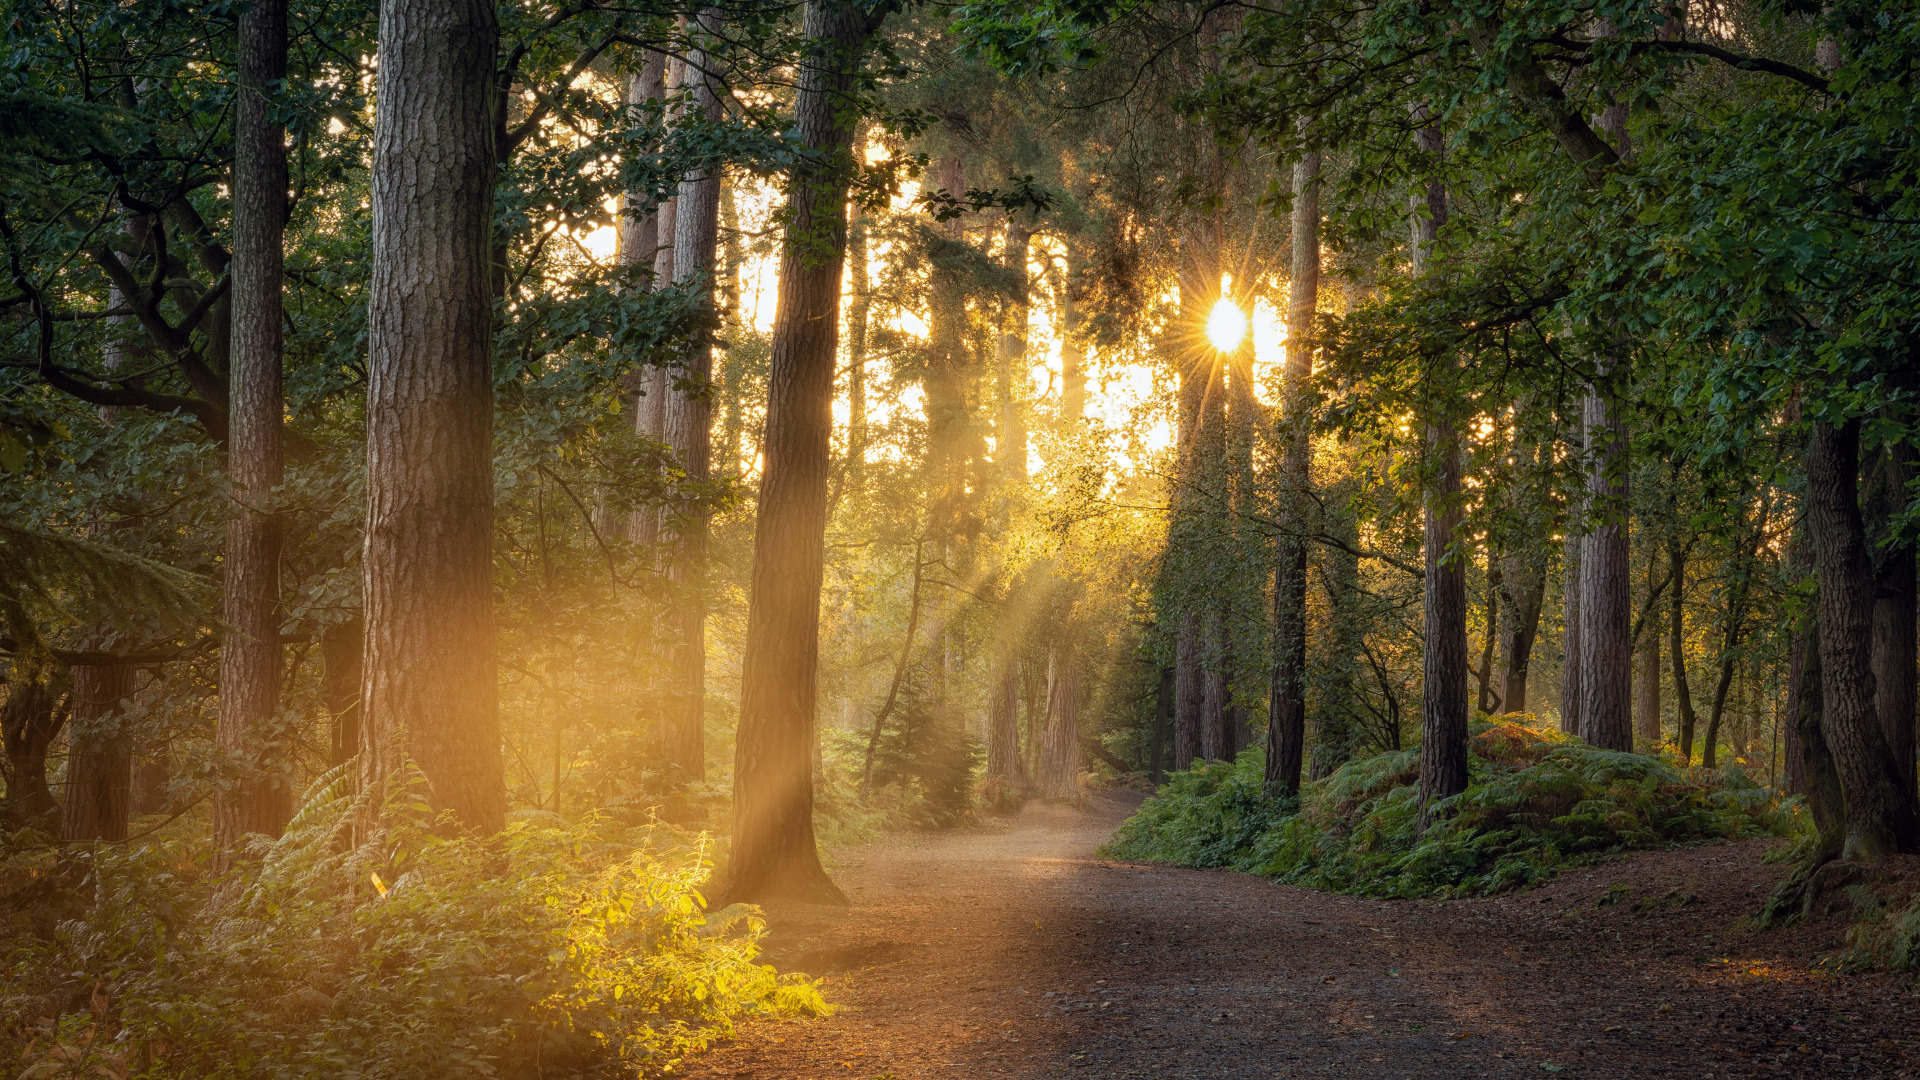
<box><xmin>658</xmin><ymin>9</ymin><xmax>729</xmax><ymax>783</ymax></box>
<box><xmin>719</xmin><ymin>0</ymin><xmax>888</xmax><ymax>906</ymax></box>
<box><xmin>1411</xmin><ymin>118</ymin><xmax>1467</xmax><ymax>818</ymax></box>
<box><xmin>1265</xmin><ymin>148</ymin><xmax>1316</xmax><ymax>796</ymax></box>
<box><xmin>214</xmin><ymin>0</ymin><xmax>291</xmax><ymax>862</ymax></box>
<box><xmin>359</xmin><ymin>0</ymin><xmax>506</xmax><ymax>832</ymax></box>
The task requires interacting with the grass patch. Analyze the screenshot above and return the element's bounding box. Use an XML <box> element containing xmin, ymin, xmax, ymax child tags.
<box><xmin>1103</xmin><ymin>717</ymin><xmax>1796</xmax><ymax>898</ymax></box>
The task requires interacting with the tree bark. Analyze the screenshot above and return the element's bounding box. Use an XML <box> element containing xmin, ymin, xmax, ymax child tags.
<box><xmin>1634</xmin><ymin>551</ymin><xmax>1662</xmax><ymax>745</ymax></box>
<box><xmin>658</xmin><ymin>10</ymin><xmax>726</xmax><ymax>783</ymax></box>
<box><xmin>1500</xmin><ymin>549</ymin><xmax>1545</xmax><ymax>715</ymax></box>
<box><xmin>1476</xmin><ymin>555</ymin><xmax>1501</xmax><ymax>714</ymax></box>
<box><xmin>999</xmin><ymin>212</ymin><xmax>1033</xmax><ymax>479</ymax></box>
<box><xmin>1670</xmin><ymin>539</ymin><xmax>1698</xmax><ymax>763</ymax></box>
<box><xmin>1409</xmin><ymin>119</ymin><xmax>1468</xmax><ymax>818</ymax></box>
<box><xmin>986</xmin><ymin>643</ymin><xmax>1024</xmax><ymax>804</ymax></box>
<box><xmin>1560</xmin><ymin>527</ymin><xmax>1583</xmax><ymax>735</ymax></box>
<box><xmin>719</xmin><ymin>0</ymin><xmax>880</xmax><ymax>906</ymax></box>
<box><xmin>215</xmin><ymin>0</ymin><xmax>291</xmax><ymax>862</ymax></box>
<box><xmin>1793</xmin><ymin>610</ymin><xmax>1845</xmax><ymax>861</ymax></box>
<box><xmin>361</xmin><ymin>0</ymin><xmax>505</xmax><ymax>833</ymax></box>
<box><xmin>616</xmin><ymin>51</ymin><xmax>666</xmax><ymax>540</ymax></box>
<box><xmin>1174</xmin><ymin>612</ymin><xmax>1203</xmax><ymax>770</ymax></box>
<box><xmin>1577</xmin><ymin>372</ymin><xmax>1632</xmax><ymax>752</ymax></box>
<box><xmin>1806</xmin><ymin>419</ymin><xmax>1919</xmax><ymax>859</ymax></box>
<box><xmin>1038</xmin><ymin>639</ymin><xmax>1082</xmax><ymax>801</ymax></box>
<box><xmin>1</xmin><ymin>646</ymin><xmax>64</xmax><ymax>827</ymax></box>
<box><xmin>1264</xmin><ymin>149</ymin><xmax>1317</xmax><ymax>797</ymax></box>
<box><xmin>61</xmin><ymin>656</ymin><xmax>136</xmax><ymax>842</ymax></box>
<box><xmin>1864</xmin><ymin>434</ymin><xmax>1917</xmax><ymax>804</ymax></box>
<box><xmin>1150</xmin><ymin>666</ymin><xmax>1171</xmax><ymax>784</ymax></box>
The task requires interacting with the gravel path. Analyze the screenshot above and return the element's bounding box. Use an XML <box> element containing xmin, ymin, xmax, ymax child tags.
<box><xmin>679</xmin><ymin>793</ymin><xmax>1917</xmax><ymax>1079</ymax></box>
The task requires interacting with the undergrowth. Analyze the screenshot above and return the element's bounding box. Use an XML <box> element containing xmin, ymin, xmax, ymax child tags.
<box><xmin>1</xmin><ymin>764</ymin><xmax>827</xmax><ymax>1079</ymax></box>
<box><xmin>1103</xmin><ymin>717</ymin><xmax>1796</xmax><ymax>898</ymax></box>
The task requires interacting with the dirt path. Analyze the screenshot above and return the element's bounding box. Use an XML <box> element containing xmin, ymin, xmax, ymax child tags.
<box><xmin>682</xmin><ymin>793</ymin><xmax>1917</xmax><ymax>1079</ymax></box>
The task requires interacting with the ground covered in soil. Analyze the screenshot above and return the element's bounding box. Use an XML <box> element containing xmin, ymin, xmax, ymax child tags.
<box><xmin>680</xmin><ymin>793</ymin><xmax>1919</xmax><ymax>1079</ymax></box>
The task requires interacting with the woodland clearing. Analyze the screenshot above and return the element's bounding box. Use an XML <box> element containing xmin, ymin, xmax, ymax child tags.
<box><xmin>686</xmin><ymin>793</ymin><xmax>1917</xmax><ymax>1080</ymax></box>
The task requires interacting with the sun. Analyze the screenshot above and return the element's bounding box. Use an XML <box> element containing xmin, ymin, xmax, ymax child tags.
<box><xmin>1207</xmin><ymin>298</ymin><xmax>1248</xmax><ymax>352</ymax></box>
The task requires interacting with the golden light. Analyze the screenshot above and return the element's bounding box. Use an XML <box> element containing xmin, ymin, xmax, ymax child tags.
<box><xmin>1207</xmin><ymin>298</ymin><xmax>1248</xmax><ymax>352</ymax></box>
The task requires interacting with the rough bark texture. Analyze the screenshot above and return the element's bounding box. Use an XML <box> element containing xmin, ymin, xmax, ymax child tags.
<box><xmin>1793</xmin><ymin>610</ymin><xmax>1846</xmax><ymax>861</ymax></box>
<box><xmin>1560</xmin><ymin>528</ymin><xmax>1583</xmax><ymax>735</ymax></box>
<box><xmin>1500</xmin><ymin>550</ymin><xmax>1545</xmax><ymax>715</ymax></box>
<box><xmin>361</xmin><ymin>0</ymin><xmax>506</xmax><ymax>833</ymax></box>
<box><xmin>1577</xmin><ymin>373</ymin><xmax>1632</xmax><ymax>752</ymax></box>
<box><xmin>616</xmin><ymin>52</ymin><xmax>665</xmax><ymax>540</ymax></box>
<box><xmin>1409</xmin><ymin>121</ymin><xmax>1468</xmax><ymax>818</ymax></box>
<box><xmin>214</xmin><ymin>0</ymin><xmax>291</xmax><ymax>861</ymax></box>
<box><xmin>1174</xmin><ymin>612</ymin><xmax>1203</xmax><ymax>771</ymax></box>
<box><xmin>1635</xmin><ymin>617</ymin><xmax>1662</xmax><ymax>746</ymax></box>
<box><xmin>658</xmin><ymin>11</ymin><xmax>725</xmax><ymax>783</ymax></box>
<box><xmin>1806</xmin><ymin>420</ymin><xmax>1919</xmax><ymax>859</ymax></box>
<box><xmin>719</xmin><ymin>0</ymin><xmax>878</xmax><ymax>906</ymax></box>
<box><xmin>1</xmin><ymin>647</ymin><xmax>64</xmax><ymax>826</ymax></box>
<box><xmin>1864</xmin><ymin>435</ymin><xmax>1917</xmax><ymax>803</ymax></box>
<box><xmin>61</xmin><ymin>657</ymin><xmax>136</xmax><ymax>842</ymax></box>
<box><xmin>1038</xmin><ymin>640</ymin><xmax>1082</xmax><ymax>802</ymax></box>
<box><xmin>1200</xmin><ymin>611</ymin><xmax>1231</xmax><ymax>761</ymax></box>
<box><xmin>1264</xmin><ymin>150</ymin><xmax>1317</xmax><ymax>797</ymax></box>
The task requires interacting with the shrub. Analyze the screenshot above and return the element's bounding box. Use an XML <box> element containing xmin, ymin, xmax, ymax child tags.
<box><xmin>1</xmin><ymin>765</ymin><xmax>827</xmax><ymax>1079</ymax></box>
<box><xmin>1103</xmin><ymin>718</ymin><xmax>1794</xmax><ymax>898</ymax></box>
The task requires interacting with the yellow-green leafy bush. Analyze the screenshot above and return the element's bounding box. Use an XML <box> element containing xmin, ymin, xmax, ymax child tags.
<box><xmin>2</xmin><ymin>766</ymin><xmax>826</xmax><ymax>1078</ymax></box>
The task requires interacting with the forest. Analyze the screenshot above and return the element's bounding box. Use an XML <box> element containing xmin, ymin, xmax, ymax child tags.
<box><xmin>0</xmin><ymin>0</ymin><xmax>1916</xmax><ymax>1075</ymax></box>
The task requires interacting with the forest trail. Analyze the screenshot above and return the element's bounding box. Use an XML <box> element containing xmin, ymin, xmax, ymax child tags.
<box><xmin>684</xmin><ymin>794</ymin><xmax>1913</xmax><ymax>1080</ymax></box>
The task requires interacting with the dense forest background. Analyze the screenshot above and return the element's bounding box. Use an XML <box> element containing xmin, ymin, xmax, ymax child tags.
<box><xmin>1</xmin><ymin>0</ymin><xmax>1916</xmax><ymax>1074</ymax></box>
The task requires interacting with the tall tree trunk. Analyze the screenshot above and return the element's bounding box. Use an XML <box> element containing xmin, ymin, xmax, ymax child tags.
<box><xmin>616</xmin><ymin>51</ymin><xmax>666</xmax><ymax>538</ymax></box>
<box><xmin>986</xmin><ymin>643</ymin><xmax>1024</xmax><ymax>805</ymax></box>
<box><xmin>1793</xmin><ymin>610</ymin><xmax>1845</xmax><ymax>861</ymax></box>
<box><xmin>1500</xmin><ymin>549</ymin><xmax>1545</xmax><ymax>714</ymax></box>
<box><xmin>1864</xmin><ymin>434</ymin><xmax>1917</xmax><ymax>804</ymax></box>
<box><xmin>1174</xmin><ymin>613</ymin><xmax>1203</xmax><ymax>770</ymax></box>
<box><xmin>1150</xmin><ymin>666</ymin><xmax>1171</xmax><ymax>784</ymax></box>
<box><xmin>658</xmin><ymin>11</ymin><xmax>726</xmax><ymax>783</ymax></box>
<box><xmin>1038</xmin><ymin>638</ymin><xmax>1082</xmax><ymax>801</ymax></box>
<box><xmin>1409</xmin><ymin>120</ymin><xmax>1468</xmax><ymax>819</ymax></box>
<box><xmin>1560</xmin><ymin>527</ymin><xmax>1583</xmax><ymax>735</ymax></box>
<box><xmin>720</xmin><ymin>0</ymin><xmax>879</xmax><ymax>905</ymax></box>
<box><xmin>1806</xmin><ymin>419</ymin><xmax>1919</xmax><ymax>859</ymax></box>
<box><xmin>845</xmin><ymin>200</ymin><xmax>870</xmax><ymax>486</ymax></box>
<box><xmin>1670</xmin><ymin>539</ymin><xmax>1698</xmax><ymax>762</ymax></box>
<box><xmin>1577</xmin><ymin>372</ymin><xmax>1632</xmax><ymax>751</ymax></box>
<box><xmin>999</xmin><ymin>213</ymin><xmax>1032</xmax><ymax>481</ymax></box>
<box><xmin>1634</xmin><ymin>551</ymin><xmax>1662</xmax><ymax>745</ymax></box>
<box><xmin>215</xmin><ymin>0</ymin><xmax>291</xmax><ymax>861</ymax></box>
<box><xmin>322</xmin><ymin>616</ymin><xmax>363</xmax><ymax>766</ymax></box>
<box><xmin>1476</xmin><ymin>554</ymin><xmax>1501</xmax><ymax>714</ymax></box>
<box><xmin>1201</xmin><ymin>610</ymin><xmax>1231</xmax><ymax>761</ymax></box>
<box><xmin>361</xmin><ymin>0</ymin><xmax>505</xmax><ymax>833</ymax></box>
<box><xmin>1264</xmin><ymin>149</ymin><xmax>1317</xmax><ymax>797</ymax></box>
<box><xmin>61</xmin><ymin>656</ymin><xmax>136</xmax><ymax>842</ymax></box>
<box><xmin>1</xmin><ymin>645</ymin><xmax>64</xmax><ymax>827</ymax></box>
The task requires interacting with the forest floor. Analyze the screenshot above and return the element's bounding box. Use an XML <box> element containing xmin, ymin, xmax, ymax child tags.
<box><xmin>679</xmin><ymin>792</ymin><xmax>1920</xmax><ymax>1080</ymax></box>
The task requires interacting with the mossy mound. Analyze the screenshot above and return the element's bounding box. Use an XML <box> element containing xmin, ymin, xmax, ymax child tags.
<box><xmin>1102</xmin><ymin>718</ymin><xmax>1796</xmax><ymax>898</ymax></box>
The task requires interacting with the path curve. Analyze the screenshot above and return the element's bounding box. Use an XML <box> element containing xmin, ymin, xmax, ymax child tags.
<box><xmin>682</xmin><ymin>793</ymin><xmax>1910</xmax><ymax>1079</ymax></box>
